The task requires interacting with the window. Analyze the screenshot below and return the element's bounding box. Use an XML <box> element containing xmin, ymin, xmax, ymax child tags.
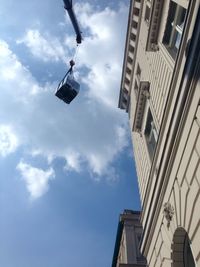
<box><xmin>145</xmin><ymin>5</ymin><xmax>151</xmax><ymax>23</ymax></box>
<box><xmin>125</xmin><ymin>77</ymin><xmax>130</xmax><ymax>86</ymax></box>
<box><xmin>129</xmin><ymin>44</ymin><xmax>135</xmax><ymax>53</ymax></box>
<box><xmin>123</xmin><ymin>88</ymin><xmax>129</xmax><ymax>100</ymax></box>
<box><xmin>121</xmin><ymin>88</ymin><xmax>130</xmax><ymax>110</ymax></box>
<box><xmin>133</xmin><ymin>7</ymin><xmax>140</xmax><ymax>16</ymax></box>
<box><xmin>163</xmin><ymin>1</ymin><xmax>186</xmax><ymax>59</ymax></box>
<box><xmin>127</xmin><ymin>56</ymin><xmax>133</xmax><ymax>64</ymax></box>
<box><xmin>144</xmin><ymin>109</ymin><xmax>158</xmax><ymax>160</ymax></box>
<box><xmin>132</xmin><ymin>20</ymin><xmax>138</xmax><ymax>29</ymax></box>
<box><xmin>136</xmin><ymin>64</ymin><xmax>141</xmax><ymax>78</ymax></box>
<box><xmin>126</xmin><ymin>67</ymin><xmax>131</xmax><ymax>75</ymax></box>
<box><xmin>134</xmin><ymin>80</ymin><xmax>139</xmax><ymax>97</ymax></box>
<box><xmin>130</xmin><ymin>32</ymin><xmax>136</xmax><ymax>41</ymax></box>
<box><xmin>134</xmin><ymin>64</ymin><xmax>141</xmax><ymax>98</ymax></box>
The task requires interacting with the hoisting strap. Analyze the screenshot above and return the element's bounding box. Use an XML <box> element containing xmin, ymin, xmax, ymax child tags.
<box><xmin>73</xmin><ymin>44</ymin><xmax>79</xmax><ymax>62</ymax></box>
<box><xmin>57</xmin><ymin>65</ymin><xmax>73</xmax><ymax>90</ymax></box>
<box><xmin>57</xmin><ymin>42</ymin><xmax>79</xmax><ymax>90</ymax></box>
<box><xmin>64</xmin><ymin>65</ymin><xmax>73</xmax><ymax>79</ymax></box>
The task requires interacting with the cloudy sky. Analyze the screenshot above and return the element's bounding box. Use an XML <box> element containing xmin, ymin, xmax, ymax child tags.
<box><xmin>0</xmin><ymin>0</ymin><xmax>140</xmax><ymax>266</ymax></box>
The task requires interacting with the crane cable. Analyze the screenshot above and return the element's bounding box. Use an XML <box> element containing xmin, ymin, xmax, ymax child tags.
<box><xmin>68</xmin><ymin>43</ymin><xmax>80</xmax><ymax>73</ymax></box>
<box><xmin>73</xmin><ymin>44</ymin><xmax>80</xmax><ymax>62</ymax></box>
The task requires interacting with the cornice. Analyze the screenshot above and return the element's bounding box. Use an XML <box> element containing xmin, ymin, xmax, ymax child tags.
<box><xmin>119</xmin><ymin>0</ymin><xmax>144</xmax><ymax>111</ymax></box>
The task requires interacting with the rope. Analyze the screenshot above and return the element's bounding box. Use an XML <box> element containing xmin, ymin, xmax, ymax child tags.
<box><xmin>72</xmin><ymin>44</ymin><xmax>80</xmax><ymax>63</ymax></box>
<box><xmin>64</xmin><ymin>40</ymin><xmax>80</xmax><ymax>77</ymax></box>
<box><xmin>57</xmin><ymin>67</ymin><xmax>72</xmax><ymax>90</ymax></box>
<box><xmin>67</xmin><ymin>44</ymin><xmax>79</xmax><ymax>73</ymax></box>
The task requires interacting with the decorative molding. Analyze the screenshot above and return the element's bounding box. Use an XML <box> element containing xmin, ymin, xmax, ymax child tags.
<box><xmin>146</xmin><ymin>0</ymin><xmax>164</xmax><ymax>52</ymax></box>
<box><xmin>133</xmin><ymin>81</ymin><xmax>150</xmax><ymax>132</ymax></box>
<box><xmin>150</xmin><ymin>43</ymin><xmax>159</xmax><ymax>51</ymax></box>
<box><xmin>163</xmin><ymin>202</ymin><xmax>174</xmax><ymax>228</ymax></box>
<box><xmin>119</xmin><ymin>0</ymin><xmax>144</xmax><ymax>110</ymax></box>
<box><xmin>142</xmin><ymin>87</ymin><xmax>150</xmax><ymax>99</ymax></box>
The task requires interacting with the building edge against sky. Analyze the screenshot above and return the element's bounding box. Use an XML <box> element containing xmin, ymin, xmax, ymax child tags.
<box><xmin>111</xmin><ymin>210</ymin><xmax>147</xmax><ymax>267</ymax></box>
<box><xmin>117</xmin><ymin>0</ymin><xmax>200</xmax><ymax>266</ymax></box>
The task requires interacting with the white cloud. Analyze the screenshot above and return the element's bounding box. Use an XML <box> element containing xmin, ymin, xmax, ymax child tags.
<box><xmin>17</xmin><ymin>160</ymin><xmax>55</xmax><ymax>199</ymax></box>
<box><xmin>0</xmin><ymin>3</ymin><xmax>130</xmax><ymax>184</ymax></box>
<box><xmin>17</xmin><ymin>29</ymin><xmax>67</xmax><ymax>62</ymax></box>
<box><xmin>86</xmin><ymin>125</ymin><xmax>128</xmax><ymax>176</ymax></box>
<box><xmin>64</xmin><ymin>150</ymin><xmax>82</xmax><ymax>172</ymax></box>
<box><xmin>0</xmin><ymin>40</ymin><xmax>42</xmax><ymax>98</ymax></box>
<box><xmin>15</xmin><ymin>3</ymin><xmax>128</xmax><ymax>109</ymax></box>
<box><xmin>75</xmin><ymin>3</ymin><xmax>129</xmax><ymax>108</ymax></box>
<box><xmin>0</xmin><ymin>125</ymin><xmax>19</xmax><ymax>157</ymax></box>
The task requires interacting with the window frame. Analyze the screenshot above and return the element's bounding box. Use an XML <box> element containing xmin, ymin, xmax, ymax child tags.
<box><xmin>144</xmin><ymin>109</ymin><xmax>158</xmax><ymax>161</ymax></box>
<box><xmin>162</xmin><ymin>1</ymin><xmax>186</xmax><ymax>59</ymax></box>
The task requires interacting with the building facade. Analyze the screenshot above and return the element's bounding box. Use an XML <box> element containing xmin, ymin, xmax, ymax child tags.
<box><xmin>119</xmin><ymin>0</ymin><xmax>200</xmax><ymax>266</ymax></box>
<box><xmin>112</xmin><ymin>210</ymin><xmax>147</xmax><ymax>267</ymax></box>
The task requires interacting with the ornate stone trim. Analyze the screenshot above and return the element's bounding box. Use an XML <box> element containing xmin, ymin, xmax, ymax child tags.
<box><xmin>146</xmin><ymin>0</ymin><xmax>164</xmax><ymax>51</ymax></box>
<box><xmin>133</xmin><ymin>81</ymin><xmax>150</xmax><ymax>132</ymax></box>
<box><xmin>163</xmin><ymin>202</ymin><xmax>174</xmax><ymax>228</ymax></box>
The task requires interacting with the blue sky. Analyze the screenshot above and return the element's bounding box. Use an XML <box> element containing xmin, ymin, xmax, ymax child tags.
<box><xmin>0</xmin><ymin>0</ymin><xmax>140</xmax><ymax>266</ymax></box>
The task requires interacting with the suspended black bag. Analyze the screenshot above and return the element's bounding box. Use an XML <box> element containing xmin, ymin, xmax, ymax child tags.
<box><xmin>55</xmin><ymin>64</ymin><xmax>80</xmax><ymax>104</ymax></box>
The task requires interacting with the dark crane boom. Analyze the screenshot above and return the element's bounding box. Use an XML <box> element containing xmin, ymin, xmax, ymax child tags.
<box><xmin>63</xmin><ymin>0</ymin><xmax>82</xmax><ymax>44</ymax></box>
<box><xmin>55</xmin><ymin>0</ymin><xmax>82</xmax><ymax>104</ymax></box>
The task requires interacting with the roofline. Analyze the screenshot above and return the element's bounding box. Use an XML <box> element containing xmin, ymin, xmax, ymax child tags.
<box><xmin>111</xmin><ymin>210</ymin><xmax>141</xmax><ymax>267</ymax></box>
<box><xmin>118</xmin><ymin>0</ymin><xmax>133</xmax><ymax>108</ymax></box>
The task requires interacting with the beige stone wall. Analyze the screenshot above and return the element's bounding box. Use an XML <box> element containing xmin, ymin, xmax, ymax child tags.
<box><xmin>128</xmin><ymin>0</ymin><xmax>176</xmax><ymax>201</ymax></box>
<box><xmin>132</xmin><ymin>132</ymin><xmax>151</xmax><ymax>202</ymax></box>
<box><xmin>119</xmin><ymin>0</ymin><xmax>200</xmax><ymax>266</ymax></box>
<box><xmin>138</xmin><ymin>0</ymin><xmax>200</xmax><ymax>264</ymax></box>
<box><xmin>112</xmin><ymin>211</ymin><xmax>146</xmax><ymax>267</ymax></box>
<box><xmin>127</xmin><ymin>0</ymin><xmax>194</xmax><ymax>210</ymax></box>
<box><xmin>144</xmin><ymin>86</ymin><xmax>200</xmax><ymax>266</ymax></box>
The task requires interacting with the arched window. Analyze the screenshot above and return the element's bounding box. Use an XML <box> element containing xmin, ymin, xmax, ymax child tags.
<box><xmin>172</xmin><ymin>228</ymin><xmax>196</xmax><ymax>267</ymax></box>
